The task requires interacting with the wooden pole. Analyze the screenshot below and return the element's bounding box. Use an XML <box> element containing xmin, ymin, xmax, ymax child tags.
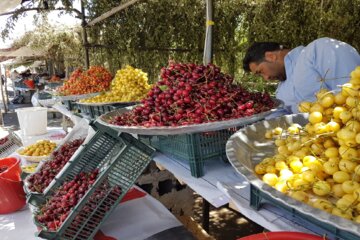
<box><xmin>0</xmin><ymin>67</ymin><xmax>6</xmax><ymax>126</ymax></box>
<box><xmin>81</xmin><ymin>0</ymin><xmax>90</xmax><ymax>69</ymax></box>
<box><xmin>203</xmin><ymin>0</ymin><xmax>214</xmax><ymax>65</ymax></box>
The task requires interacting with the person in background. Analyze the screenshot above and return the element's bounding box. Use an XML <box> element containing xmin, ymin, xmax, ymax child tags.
<box><xmin>242</xmin><ymin>37</ymin><xmax>360</xmax><ymax>113</ymax></box>
<box><xmin>10</xmin><ymin>70</ymin><xmax>19</xmax><ymax>81</ymax></box>
<box><xmin>10</xmin><ymin>70</ymin><xmax>19</xmax><ymax>94</ymax></box>
<box><xmin>20</xmin><ymin>69</ymin><xmax>32</xmax><ymax>78</ymax></box>
<box><xmin>1</xmin><ymin>75</ymin><xmax>5</xmax><ymax>85</ymax></box>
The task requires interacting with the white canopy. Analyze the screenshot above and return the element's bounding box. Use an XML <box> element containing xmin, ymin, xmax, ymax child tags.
<box><xmin>5</xmin><ymin>46</ymin><xmax>45</xmax><ymax>57</ymax></box>
<box><xmin>0</xmin><ymin>1</ymin><xmax>21</xmax><ymax>14</ymax></box>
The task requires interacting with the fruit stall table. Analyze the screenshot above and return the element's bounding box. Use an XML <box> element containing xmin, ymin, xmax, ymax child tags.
<box><xmin>152</xmin><ymin>152</ymin><xmax>321</xmax><ymax>236</ymax></box>
<box><xmin>0</xmin><ymin>186</ymin><xmax>195</xmax><ymax>240</ymax></box>
<box><xmin>53</xmin><ymin>102</ymin><xmax>323</xmax><ymax>237</ymax></box>
<box><xmin>5</xmin><ymin>109</ymin><xmax>196</xmax><ymax>240</ymax></box>
<box><xmin>14</xmin><ymin>127</ymin><xmax>66</xmax><ymax>147</ymax></box>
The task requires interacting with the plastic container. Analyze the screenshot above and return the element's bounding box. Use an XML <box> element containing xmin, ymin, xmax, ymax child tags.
<box><xmin>76</xmin><ymin>102</ymin><xmax>137</xmax><ymax>119</ymax></box>
<box><xmin>16</xmin><ymin>107</ymin><xmax>48</xmax><ymax>136</ymax></box>
<box><xmin>62</xmin><ymin>100</ymin><xmax>77</xmax><ymax>111</ymax></box>
<box><xmin>0</xmin><ymin>131</ymin><xmax>23</xmax><ymax>159</ymax></box>
<box><xmin>226</xmin><ymin>113</ymin><xmax>360</xmax><ymax>240</ymax></box>
<box><xmin>28</xmin><ymin>125</ymin><xmax>155</xmax><ymax>240</ymax></box>
<box><xmin>238</xmin><ymin>232</ymin><xmax>323</xmax><ymax>240</ymax></box>
<box><xmin>0</xmin><ymin>157</ymin><xmax>26</xmax><ymax>214</ymax></box>
<box><xmin>139</xmin><ymin>127</ymin><xmax>241</xmax><ymax>177</ymax></box>
<box><xmin>249</xmin><ymin>184</ymin><xmax>359</xmax><ymax>240</ymax></box>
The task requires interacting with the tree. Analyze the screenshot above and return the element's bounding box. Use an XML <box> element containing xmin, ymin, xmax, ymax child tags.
<box><xmin>12</xmin><ymin>22</ymin><xmax>83</xmax><ymax>74</ymax></box>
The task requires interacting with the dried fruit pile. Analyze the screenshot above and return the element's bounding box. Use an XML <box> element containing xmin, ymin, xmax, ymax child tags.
<box><xmin>57</xmin><ymin>66</ymin><xmax>112</xmax><ymax>96</ymax></box>
<box><xmin>111</xmin><ymin>63</ymin><xmax>274</xmax><ymax>127</ymax></box>
<box><xmin>27</xmin><ymin>139</ymin><xmax>84</xmax><ymax>193</ymax></box>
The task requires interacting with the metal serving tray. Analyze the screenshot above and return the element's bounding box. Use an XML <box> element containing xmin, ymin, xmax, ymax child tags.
<box><xmin>97</xmin><ymin>99</ymin><xmax>283</xmax><ymax>135</ymax></box>
<box><xmin>226</xmin><ymin>113</ymin><xmax>360</xmax><ymax>239</ymax></box>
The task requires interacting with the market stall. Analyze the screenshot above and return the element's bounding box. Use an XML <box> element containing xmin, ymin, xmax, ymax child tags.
<box><xmin>2</xmin><ymin>1</ymin><xmax>360</xmax><ymax>239</ymax></box>
<box><xmin>0</xmin><ymin>105</ymin><xmax>195</xmax><ymax>240</ymax></box>
<box><xmin>4</xmin><ymin>61</ymin><xmax>360</xmax><ymax>239</ymax></box>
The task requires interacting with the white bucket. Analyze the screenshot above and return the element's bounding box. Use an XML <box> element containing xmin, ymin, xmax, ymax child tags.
<box><xmin>15</xmin><ymin>107</ymin><xmax>48</xmax><ymax>136</ymax></box>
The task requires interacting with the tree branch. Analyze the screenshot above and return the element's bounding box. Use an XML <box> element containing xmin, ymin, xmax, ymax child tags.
<box><xmin>87</xmin><ymin>0</ymin><xmax>142</xmax><ymax>26</ymax></box>
<box><xmin>0</xmin><ymin>7</ymin><xmax>82</xmax><ymax>18</ymax></box>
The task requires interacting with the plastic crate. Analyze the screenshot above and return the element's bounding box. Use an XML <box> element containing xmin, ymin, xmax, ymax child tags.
<box><xmin>76</xmin><ymin>103</ymin><xmax>93</xmax><ymax>118</ymax></box>
<box><xmin>23</xmin><ymin>122</ymin><xmax>89</xmax><ymax>196</ymax></box>
<box><xmin>38</xmin><ymin>92</ymin><xmax>53</xmax><ymax>100</ymax></box>
<box><xmin>46</xmin><ymin>82</ymin><xmax>63</xmax><ymax>89</ymax></box>
<box><xmin>77</xmin><ymin>102</ymin><xmax>137</xmax><ymax>119</ymax></box>
<box><xmin>250</xmin><ymin>184</ymin><xmax>360</xmax><ymax>240</ymax></box>
<box><xmin>28</xmin><ymin>128</ymin><xmax>154</xmax><ymax>240</ymax></box>
<box><xmin>14</xmin><ymin>81</ymin><xmax>29</xmax><ymax>89</ymax></box>
<box><xmin>0</xmin><ymin>131</ymin><xmax>22</xmax><ymax>158</ymax></box>
<box><xmin>62</xmin><ymin>100</ymin><xmax>77</xmax><ymax>111</ymax></box>
<box><xmin>139</xmin><ymin>127</ymin><xmax>241</xmax><ymax>178</ymax></box>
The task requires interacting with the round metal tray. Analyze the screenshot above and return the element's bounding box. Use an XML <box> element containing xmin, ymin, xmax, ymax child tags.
<box><xmin>96</xmin><ymin>99</ymin><xmax>283</xmax><ymax>135</ymax></box>
<box><xmin>77</xmin><ymin>101</ymin><xmax>139</xmax><ymax>106</ymax></box>
<box><xmin>54</xmin><ymin>92</ymin><xmax>101</xmax><ymax>101</ymax></box>
<box><xmin>226</xmin><ymin>113</ymin><xmax>360</xmax><ymax>237</ymax></box>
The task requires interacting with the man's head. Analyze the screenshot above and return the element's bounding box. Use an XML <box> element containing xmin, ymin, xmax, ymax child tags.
<box><xmin>243</xmin><ymin>42</ymin><xmax>288</xmax><ymax>81</ymax></box>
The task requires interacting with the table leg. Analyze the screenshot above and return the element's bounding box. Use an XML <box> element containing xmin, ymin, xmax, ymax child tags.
<box><xmin>202</xmin><ymin>197</ymin><xmax>210</xmax><ymax>232</ymax></box>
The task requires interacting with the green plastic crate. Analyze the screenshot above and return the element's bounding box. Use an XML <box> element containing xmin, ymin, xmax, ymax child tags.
<box><xmin>76</xmin><ymin>103</ymin><xmax>93</xmax><ymax>118</ymax></box>
<box><xmin>28</xmin><ymin>128</ymin><xmax>155</xmax><ymax>240</ymax></box>
<box><xmin>47</xmin><ymin>82</ymin><xmax>63</xmax><ymax>89</ymax></box>
<box><xmin>250</xmin><ymin>184</ymin><xmax>360</xmax><ymax>240</ymax></box>
<box><xmin>77</xmin><ymin>102</ymin><xmax>137</xmax><ymax>119</ymax></box>
<box><xmin>62</xmin><ymin>100</ymin><xmax>77</xmax><ymax>111</ymax></box>
<box><xmin>139</xmin><ymin>127</ymin><xmax>241</xmax><ymax>178</ymax></box>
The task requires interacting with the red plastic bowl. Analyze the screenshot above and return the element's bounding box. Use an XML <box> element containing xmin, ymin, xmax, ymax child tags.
<box><xmin>0</xmin><ymin>179</ymin><xmax>26</xmax><ymax>214</ymax></box>
<box><xmin>0</xmin><ymin>157</ymin><xmax>26</xmax><ymax>214</ymax></box>
<box><xmin>0</xmin><ymin>157</ymin><xmax>21</xmax><ymax>181</ymax></box>
<box><xmin>238</xmin><ymin>232</ymin><xmax>324</xmax><ymax>240</ymax></box>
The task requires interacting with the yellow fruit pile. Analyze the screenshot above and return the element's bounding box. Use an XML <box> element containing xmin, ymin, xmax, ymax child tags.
<box><xmin>80</xmin><ymin>65</ymin><xmax>152</xmax><ymax>103</ymax></box>
<box><xmin>18</xmin><ymin>140</ymin><xmax>57</xmax><ymax>157</ymax></box>
<box><xmin>22</xmin><ymin>163</ymin><xmax>39</xmax><ymax>173</ymax></box>
<box><xmin>256</xmin><ymin>66</ymin><xmax>360</xmax><ymax>223</ymax></box>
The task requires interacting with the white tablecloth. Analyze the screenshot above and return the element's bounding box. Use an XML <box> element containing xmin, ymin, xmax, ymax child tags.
<box><xmin>0</xmin><ymin>188</ymin><xmax>182</xmax><ymax>240</ymax></box>
<box><xmin>153</xmin><ymin>153</ymin><xmax>316</xmax><ymax>234</ymax></box>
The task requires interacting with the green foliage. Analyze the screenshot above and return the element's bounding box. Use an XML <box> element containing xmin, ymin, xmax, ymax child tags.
<box><xmin>4</xmin><ymin>0</ymin><xmax>360</xmax><ymax>95</ymax></box>
<box><xmin>12</xmin><ymin>22</ymin><xmax>83</xmax><ymax>70</ymax></box>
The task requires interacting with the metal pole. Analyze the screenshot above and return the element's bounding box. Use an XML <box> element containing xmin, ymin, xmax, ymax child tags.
<box><xmin>0</xmin><ymin>66</ymin><xmax>6</xmax><ymax>125</ymax></box>
<box><xmin>81</xmin><ymin>0</ymin><xmax>90</xmax><ymax>69</ymax></box>
<box><xmin>202</xmin><ymin>197</ymin><xmax>210</xmax><ymax>232</ymax></box>
<box><xmin>203</xmin><ymin>0</ymin><xmax>213</xmax><ymax>65</ymax></box>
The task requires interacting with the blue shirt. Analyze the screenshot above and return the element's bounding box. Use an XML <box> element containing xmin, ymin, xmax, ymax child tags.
<box><xmin>276</xmin><ymin>37</ymin><xmax>360</xmax><ymax>113</ymax></box>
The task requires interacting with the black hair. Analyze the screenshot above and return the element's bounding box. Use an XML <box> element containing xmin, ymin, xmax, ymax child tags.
<box><xmin>242</xmin><ymin>42</ymin><xmax>283</xmax><ymax>72</ymax></box>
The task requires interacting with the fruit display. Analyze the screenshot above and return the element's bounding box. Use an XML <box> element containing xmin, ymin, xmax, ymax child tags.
<box><xmin>48</xmin><ymin>75</ymin><xmax>61</xmax><ymax>83</ymax></box>
<box><xmin>27</xmin><ymin>139</ymin><xmax>84</xmax><ymax>193</ymax></box>
<box><xmin>80</xmin><ymin>65</ymin><xmax>152</xmax><ymax>103</ymax></box>
<box><xmin>21</xmin><ymin>163</ymin><xmax>39</xmax><ymax>174</ymax></box>
<box><xmin>255</xmin><ymin>66</ymin><xmax>360</xmax><ymax>222</ymax></box>
<box><xmin>56</xmin><ymin>66</ymin><xmax>112</xmax><ymax>96</ymax></box>
<box><xmin>35</xmin><ymin>169</ymin><xmax>122</xmax><ymax>231</ymax></box>
<box><xmin>111</xmin><ymin>63</ymin><xmax>275</xmax><ymax>127</ymax></box>
<box><xmin>18</xmin><ymin>140</ymin><xmax>57</xmax><ymax>157</ymax></box>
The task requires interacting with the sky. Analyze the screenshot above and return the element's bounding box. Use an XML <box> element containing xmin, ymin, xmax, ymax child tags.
<box><xmin>0</xmin><ymin>0</ymin><xmax>81</xmax><ymax>48</ymax></box>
